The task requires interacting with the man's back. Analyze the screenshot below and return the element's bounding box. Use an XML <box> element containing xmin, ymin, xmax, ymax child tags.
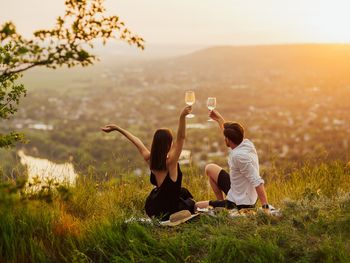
<box><xmin>226</xmin><ymin>139</ymin><xmax>264</xmax><ymax>205</ymax></box>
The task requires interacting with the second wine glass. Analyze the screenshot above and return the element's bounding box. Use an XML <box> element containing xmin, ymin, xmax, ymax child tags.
<box><xmin>207</xmin><ymin>97</ymin><xmax>216</xmax><ymax>121</ymax></box>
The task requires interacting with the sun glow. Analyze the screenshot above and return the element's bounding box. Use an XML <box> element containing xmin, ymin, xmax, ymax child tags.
<box><xmin>306</xmin><ymin>0</ymin><xmax>350</xmax><ymax>42</ymax></box>
<box><xmin>1</xmin><ymin>0</ymin><xmax>350</xmax><ymax>45</ymax></box>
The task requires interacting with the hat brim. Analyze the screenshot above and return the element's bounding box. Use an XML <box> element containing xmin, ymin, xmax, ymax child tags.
<box><xmin>160</xmin><ymin>213</ymin><xmax>199</xmax><ymax>227</ymax></box>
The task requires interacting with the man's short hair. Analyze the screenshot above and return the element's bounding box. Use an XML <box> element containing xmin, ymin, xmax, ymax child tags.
<box><xmin>223</xmin><ymin>122</ymin><xmax>244</xmax><ymax>145</ymax></box>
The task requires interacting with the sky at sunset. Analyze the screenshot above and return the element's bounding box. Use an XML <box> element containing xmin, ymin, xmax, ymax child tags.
<box><xmin>1</xmin><ymin>0</ymin><xmax>350</xmax><ymax>46</ymax></box>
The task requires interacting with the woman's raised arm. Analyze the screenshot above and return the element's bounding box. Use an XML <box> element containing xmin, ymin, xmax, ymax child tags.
<box><xmin>101</xmin><ymin>124</ymin><xmax>150</xmax><ymax>162</ymax></box>
<box><xmin>167</xmin><ymin>106</ymin><xmax>192</xmax><ymax>165</ymax></box>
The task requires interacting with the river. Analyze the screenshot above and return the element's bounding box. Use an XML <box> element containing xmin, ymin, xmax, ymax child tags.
<box><xmin>18</xmin><ymin>150</ymin><xmax>77</xmax><ymax>190</ymax></box>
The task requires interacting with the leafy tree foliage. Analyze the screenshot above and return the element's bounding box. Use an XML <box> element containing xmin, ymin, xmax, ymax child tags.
<box><xmin>0</xmin><ymin>0</ymin><xmax>144</xmax><ymax>148</ymax></box>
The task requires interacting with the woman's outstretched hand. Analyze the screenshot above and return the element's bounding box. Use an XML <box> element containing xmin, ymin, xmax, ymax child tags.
<box><xmin>181</xmin><ymin>105</ymin><xmax>193</xmax><ymax>117</ymax></box>
<box><xmin>101</xmin><ymin>124</ymin><xmax>119</xmax><ymax>133</ymax></box>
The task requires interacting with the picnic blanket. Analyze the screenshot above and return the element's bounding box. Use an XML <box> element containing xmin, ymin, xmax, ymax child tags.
<box><xmin>125</xmin><ymin>205</ymin><xmax>281</xmax><ymax>227</ymax></box>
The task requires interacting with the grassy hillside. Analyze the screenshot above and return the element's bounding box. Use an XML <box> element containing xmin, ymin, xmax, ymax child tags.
<box><xmin>1</xmin><ymin>161</ymin><xmax>349</xmax><ymax>262</ymax></box>
<box><xmin>2</xmin><ymin>44</ymin><xmax>350</xmax><ymax>262</ymax></box>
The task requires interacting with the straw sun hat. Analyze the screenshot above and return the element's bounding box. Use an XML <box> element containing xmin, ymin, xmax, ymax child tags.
<box><xmin>161</xmin><ymin>210</ymin><xmax>199</xmax><ymax>226</ymax></box>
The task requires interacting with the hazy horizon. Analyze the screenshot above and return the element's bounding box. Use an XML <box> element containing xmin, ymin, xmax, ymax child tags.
<box><xmin>1</xmin><ymin>0</ymin><xmax>350</xmax><ymax>48</ymax></box>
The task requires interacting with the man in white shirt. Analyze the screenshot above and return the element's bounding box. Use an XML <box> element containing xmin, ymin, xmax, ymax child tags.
<box><xmin>196</xmin><ymin>110</ymin><xmax>270</xmax><ymax>210</ymax></box>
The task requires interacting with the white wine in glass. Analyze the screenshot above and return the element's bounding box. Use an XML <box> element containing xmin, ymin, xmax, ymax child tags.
<box><xmin>207</xmin><ymin>97</ymin><xmax>216</xmax><ymax>121</ymax></box>
<box><xmin>185</xmin><ymin>91</ymin><xmax>195</xmax><ymax>118</ymax></box>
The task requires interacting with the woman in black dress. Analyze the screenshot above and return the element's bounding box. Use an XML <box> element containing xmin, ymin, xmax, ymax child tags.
<box><xmin>101</xmin><ymin>106</ymin><xmax>194</xmax><ymax>220</ymax></box>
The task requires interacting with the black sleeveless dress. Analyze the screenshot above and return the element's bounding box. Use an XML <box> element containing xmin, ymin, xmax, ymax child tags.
<box><xmin>144</xmin><ymin>164</ymin><xmax>195</xmax><ymax>220</ymax></box>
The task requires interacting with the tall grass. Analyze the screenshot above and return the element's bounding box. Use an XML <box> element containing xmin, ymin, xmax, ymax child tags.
<box><xmin>0</xmin><ymin>161</ymin><xmax>349</xmax><ymax>262</ymax></box>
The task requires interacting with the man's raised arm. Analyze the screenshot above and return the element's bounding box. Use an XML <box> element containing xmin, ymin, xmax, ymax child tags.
<box><xmin>209</xmin><ymin>110</ymin><xmax>225</xmax><ymax>130</ymax></box>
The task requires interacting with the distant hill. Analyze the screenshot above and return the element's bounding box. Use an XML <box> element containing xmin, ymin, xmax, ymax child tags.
<box><xmin>147</xmin><ymin>44</ymin><xmax>350</xmax><ymax>85</ymax></box>
<box><xmin>175</xmin><ymin>44</ymin><xmax>350</xmax><ymax>71</ymax></box>
<box><xmin>22</xmin><ymin>44</ymin><xmax>350</xmax><ymax>90</ymax></box>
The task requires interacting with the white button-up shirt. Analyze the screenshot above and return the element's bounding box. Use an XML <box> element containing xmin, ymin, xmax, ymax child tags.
<box><xmin>226</xmin><ymin>139</ymin><xmax>264</xmax><ymax>205</ymax></box>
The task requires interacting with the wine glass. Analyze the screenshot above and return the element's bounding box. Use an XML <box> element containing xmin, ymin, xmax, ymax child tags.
<box><xmin>207</xmin><ymin>97</ymin><xmax>216</xmax><ymax>121</ymax></box>
<box><xmin>185</xmin><ymin>91</ymin><xmax>195</xmax><ymax>118</ymax></box>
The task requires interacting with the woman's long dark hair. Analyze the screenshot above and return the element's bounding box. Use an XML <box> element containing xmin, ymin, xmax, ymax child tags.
<box><xmin>150</xmin><ymin>129</ymin><xmax>173</xmax><ymax>171</ymax></box>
